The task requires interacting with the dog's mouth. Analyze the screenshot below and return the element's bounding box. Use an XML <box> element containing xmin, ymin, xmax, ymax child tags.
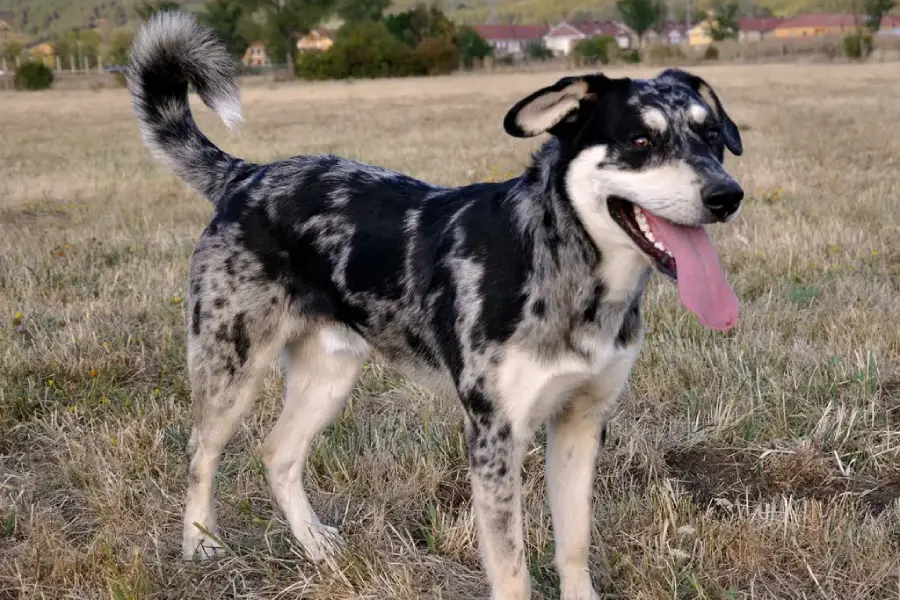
<box><xmin>607</xmin><ymin>196</ymin><xmax>739</xmax><ymax>331</ymax></box>
<box><xmin>608</xmin><ymin>197</ymin><xmax>676</xmax><ymax>280</ymax></box>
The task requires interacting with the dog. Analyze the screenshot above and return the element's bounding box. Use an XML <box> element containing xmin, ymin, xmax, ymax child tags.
<box><xmin>128</xmin><ymin>11</ymin><xmax>744</xmax><ymax>600</ymax></box>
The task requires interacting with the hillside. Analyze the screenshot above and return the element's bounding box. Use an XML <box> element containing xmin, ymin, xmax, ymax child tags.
<box><xmin>0</xmin><ymin>0</ymin><xmax>205</xmax><ymax>40</ymax></box>
<box><xmin>0</xmin><ymin>0</ymin><xmax>888</xmax><ymax>42</ymax></box>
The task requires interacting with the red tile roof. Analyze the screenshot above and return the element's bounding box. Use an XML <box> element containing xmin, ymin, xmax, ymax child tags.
<box><xmin>571</xmin><ymin>20</ymin><xmax>631</xmax><ymax>36</ymax></box>
<box><xmin>472</xmin><ymin>24</ymin><xmax>548</xmax><ymax>41</ymax></box>
<box><xmin>738</xmin><ymin>16</ymin><xmax>784</xmax><ymax>31</ymax></box>
<box><xmin>547</xmin><ymin>23</ymin><xmax>587</xmax><ymax>37</ymax></box>
<box><xmin>777</xmin><ymin>13</ymin><xmax>868</xmax><ymax>29</ymax></box>
<box><xmin>879</xmin><ymin>15</ymin><xmax>900</xmax><ymax>28</ymax></box>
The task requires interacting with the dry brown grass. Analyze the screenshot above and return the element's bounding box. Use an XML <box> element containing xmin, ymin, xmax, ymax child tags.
<box><xmin>1</xmin><ymin>63</ymin><xmax>899</xmax><ymax>599</ymax></box>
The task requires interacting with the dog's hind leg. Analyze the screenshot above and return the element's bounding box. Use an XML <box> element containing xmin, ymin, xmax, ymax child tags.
<box><xmin>261</xmin><ymin>324</ymin><xmax>368</xmax><ymax>563</ymax></box>
<box><xmin>182</xmin><ymin>309</ymin><xmax>283</xmax><ymax>561</ymax></box>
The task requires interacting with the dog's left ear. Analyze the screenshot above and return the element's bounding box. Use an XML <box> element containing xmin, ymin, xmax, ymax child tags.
<box><xmin>658</xmin><ymin>68</ymin><xmax>743</xmax><ymax>156</ymax></box>
<box><xmin>503</xmin><ymin>74</ymin><xmax>618</xmax><ymax>139</ymax></box>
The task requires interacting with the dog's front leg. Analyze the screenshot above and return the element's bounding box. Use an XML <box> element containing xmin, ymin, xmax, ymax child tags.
<box><xmin>465</xmin><ymin>408</ymin><xmax>530</xmax><ymax>600</ymax></box>
<box><xmin>544</xmin><ymin>383</ymin><xmax>607</xmax><ymax>600</ymax></box>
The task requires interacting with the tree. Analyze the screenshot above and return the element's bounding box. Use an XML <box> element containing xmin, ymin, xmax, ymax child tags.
<box><xmin>457</xmin><ymin>25</ymin><xmax>492</xmax><ymax>67</ymax></box>
<box><xmin>617</xmin><ymin>0</ymin><xmax>662</xmax><ymax>45</ymax></box>
<box><xmin>573</xmin><ymin>35</ymin><xmax>615</xmax><ymax>64</ymax></box>
<box><xmin>135</xmin><ymin>1</ymin><xmax>182</xmax><ymax>21</ymax></box>
<box><xmin>242</xmin><ymin>0</ymin><xmax>336</xmax><ymax>76</ymax></box>
<box><xmin>863</xmin><ymin>0</ymin><xmax>896</xmax><ymax>31</ymax></box>
<box><xmin>384</xmin><ymin>3</ymin><xmax>457</xmax><ymax>48</ymax></box>
<box><xmin>2</xmin><ymin>40</ymin><xmax>24</xmax><ymax>65</ymax></box>
<box><xmin>199</xmin><ymin>0</ymin><xmax>249</xmax><ymax>59</ymax></box>
<box><xmin>337</xmin><ymin>0</ymin><xmax>391</xmax><ymax>25</ymax></box>
<box><xmin>107</xmin><ymin>29</ymin><xmax>134</xmax><ymax>66</ymax></box>
<box><xmin>55</xmin><ymin>29</ymin><xmax>103</xmax><ymax>70</ymax></box>
<box><xmin>525</xmin><ymin>39</ymin><xmax>553</xmax><ymax>61</ymax></box>
<box><xmin>708</xmin><ymin>0</ymin><xmax>740</xmax><ymax>41</ymax></box>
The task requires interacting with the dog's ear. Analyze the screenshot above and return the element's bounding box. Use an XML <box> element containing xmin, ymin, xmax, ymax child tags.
<box><xmin>503</xmin><ymin>74</ymin><xmax>619</xmax><ymax>139</ymax></box>
<box><xmin>658</xmin><ymin>68</ymin><xmax>743</xmax><ymax>156</ymax></box>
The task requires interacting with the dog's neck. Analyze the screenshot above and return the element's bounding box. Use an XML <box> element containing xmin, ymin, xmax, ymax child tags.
<box><xmin>513</xmin><ymin>139</ymin><xmax>652</xmax><ymax>307</ymax></box>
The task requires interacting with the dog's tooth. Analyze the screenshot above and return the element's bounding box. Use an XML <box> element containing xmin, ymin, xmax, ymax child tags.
<box><xmin>654</xmin><ymin>241</ymin><xmax>665</xmax><ymax>251</ymax></box>
<box><xmin>633</xmin><ymin>205</ymin><xmax>642</xmax><ymax>216</ymax></box>
<box><xmin>644</xmin><ymin>230</ymin><xmax>656</xmax><ymax>242</ymax></box>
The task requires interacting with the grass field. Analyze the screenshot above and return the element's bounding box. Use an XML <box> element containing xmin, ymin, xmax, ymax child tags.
<box><xmin>1</xmin><ymin>63</ymin><xmax>899</xmax><ymax>599</ymax></box>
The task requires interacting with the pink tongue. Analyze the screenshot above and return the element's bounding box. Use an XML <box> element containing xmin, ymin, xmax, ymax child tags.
<box><xmin>643</xmin><ymin>212</ymin><xmax>739</xmax><ymax>331</ymax></box>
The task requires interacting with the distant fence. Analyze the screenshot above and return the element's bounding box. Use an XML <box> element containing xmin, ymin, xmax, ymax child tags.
<box><xmin>2</xmin><ymin>35</ymin><xmax>898</xmax><ymax>91</ymax></box>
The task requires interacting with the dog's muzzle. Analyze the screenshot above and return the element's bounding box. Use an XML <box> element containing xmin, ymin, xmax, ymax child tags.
<box><xmin>702</xmin><ymin>180</ymin><xmax>744</xmax><ymax>222</ymax></box>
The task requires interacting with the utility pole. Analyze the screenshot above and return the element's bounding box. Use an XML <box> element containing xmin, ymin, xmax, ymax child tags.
<box><xmin>686</xmin><ymin>0</ymin><xmax>692</xmax><ymax>35</ymax></box>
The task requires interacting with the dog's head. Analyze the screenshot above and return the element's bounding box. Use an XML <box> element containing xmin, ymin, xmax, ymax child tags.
<box><xmin>504</xmin><ymin>69</ymin><xmax>744</xmax><ymax>331</ymax></box>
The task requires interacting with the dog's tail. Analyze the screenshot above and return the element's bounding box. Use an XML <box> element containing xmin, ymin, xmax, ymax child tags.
<box><xmin>127</xmin><ymin>10</ymin><xmax>244</xmax><ymax>200</ymax></box>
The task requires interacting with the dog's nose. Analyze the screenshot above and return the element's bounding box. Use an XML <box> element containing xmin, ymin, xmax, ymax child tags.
<box><xmin>702</xmin><ymin>180</ymin><xmax>744</xmax><ymax>222</ymax></box>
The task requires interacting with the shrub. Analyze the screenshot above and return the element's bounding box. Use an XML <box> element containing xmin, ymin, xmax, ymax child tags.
<box><xmin>843</xmin><ymin>30</ymin><xmax>873</xmax><ymax>60</ymax></box>
<box><xmin>496</xmin><ymin>54</ymin><xmax>515</xmax><ymax>66</ymax></box>
<box><xmin>15</xmin><ymin>61</ymin><xmax>54</xmax><ymax>90</ymax></box>
<box><xmin>525</xmin><ymin>40</ymin><xmax>553</xmax><ymax>61</ymax></box>
<box><xmin>621</xmin><ymin>48</ymin><xmax>641</xmax><ymax>63</ymax></box>
<box><xmin>573</xmin><ymin>35</ymin><xmax>616</xmax><ymax>65</ymax></box>
<box><xmin>457</xmin><ymin>26</ymin><xmax>492</xmax><ymax>68</ymax></box>
<box><xmin>415</xmin><ymin>36</ymin><xmax>459</xmax><ymax>75</ymax></box>
<box><xmin>296</xmin><ymin>20</ymin><xmax>425</xmax><ymax>80</ymax></box>
<box><xmin>645</xmin><ymin>43</ymin><xmax>684</xmax><ymax>65</ymax></box>
<box><xmin>704</xmin><ymin>44</ymin><xmax>720</xmax><ymax>60</ymax></box>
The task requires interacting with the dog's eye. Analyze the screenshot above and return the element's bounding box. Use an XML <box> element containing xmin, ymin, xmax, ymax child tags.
<box><xmin>706</xmin><ymin>128</ymin><xmax>721</xmax><ymax>144</ymax></box>
<box><xmin>632</xmin><ymin>136</ymin><xmax>651</xmax><ymax>149</ymax></box>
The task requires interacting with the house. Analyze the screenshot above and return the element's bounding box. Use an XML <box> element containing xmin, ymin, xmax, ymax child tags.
<box><xmin>737</xmin><ymin>16</ymin><xmax>784</xmax><ymax>42</ymax></box>
<box><xmin>297</xmin><ymin>28</ymin><xmax>334</xmax><ymax>52</ymax></box>
<box><xmin>774</xmin><ymin>14</ymin><xmax>869</xmax><ymax>38</ymax></box>
<box><xmin>0</xmin><ymin>10</ymin><xmax>14</xmax><ymax>40</ymax></box>
<box><xmin>472</xmin><ymin>24</ymin><xmax>548</xmax><ymax>57</ymax></box>
<box><xmin>877</xmin><ymin>15</ymin><xmax>900</xmax><ymax>32</ymax></box>
<box><xmin>571</xmin><ymin>20</ymin><xmax>635</xmax><ymax>49</ymax></box>
<box><xmin>542</xmin><ymin>22</ymin><xmax>589</xmax><ymax>55</ymax></box>
<box><xmin>542</xmin><ymin>20</ymin><xmax>634</xmax><ymax>55</ymax></box>
<box><xmin>241</xmin><ymin>41</ymin><xmax>270</xmax><ymax>67</ymax></box>
<box><xmin>688</xmin><ymin>18</ymin><xmax>713</xmax><ymax>46</ymax></box>
<box><xmin>647</xmin><ymin>21</ymin><xmax>688</xmax><ymax>45</ymax></box>
<box><xmin>27</xmin><ymin>41</ymin><xmax>55</xmax><ymax>68</ymax></box>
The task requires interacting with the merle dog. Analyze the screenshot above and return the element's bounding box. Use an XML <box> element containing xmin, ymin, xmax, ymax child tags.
<box><xmin>128</xmin><ymin>11</ymin><xmax>744</xmax><ymax>600</ymax></box>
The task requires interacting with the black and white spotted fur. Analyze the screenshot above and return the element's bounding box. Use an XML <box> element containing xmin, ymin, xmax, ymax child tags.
<box><xmin>128</xmin><ymin>12</ymin><xmax>744</xmax><ymax>600</ymax></box>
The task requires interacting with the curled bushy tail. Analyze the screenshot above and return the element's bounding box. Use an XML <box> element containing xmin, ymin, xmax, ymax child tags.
<box><xmin>127</xmin><ymin>10</ymin><xmax>244</xmax><ymax>200</ymax></box>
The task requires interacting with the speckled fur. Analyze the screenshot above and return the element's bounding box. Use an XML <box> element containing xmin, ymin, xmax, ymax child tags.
<box><xmin>128</xmin><ymin>12</ymin><xmax>743</xmax><ymax>600</ymax></box>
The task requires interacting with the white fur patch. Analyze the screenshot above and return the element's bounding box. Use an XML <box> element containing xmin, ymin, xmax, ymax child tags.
<box><xmin>641</xmin><ymin>107</ymin><xmax>668</xmax><ymax>134</ymax></box>
<box><xmin>688</xmin><ymin>103</ymin><xmax>708</xmax><ymax>124</ymax></box>
<box><xmin>564</xmin><ymin>145</ymin><xmax>652</xmax><ymax>299</ymax></box>
<box><xmin>213</xmin><ymin>96</ymin><xmax>244</xmax><ymax>131</ymax></box>
<box><xmin>515</xmin><ymin>81</ymin><xmax>589</xmax><ymax>136</ymax></box>
<box><xmin>320</xmin><ymin>326</ymin><xmax>370</xmax><ymax>358</ymax></box>
<box><xmin>698</xmin><ymin>84</ymin><xmax>719</xmax><ymax>118</ymax></box>
<box><xmin>495</xmin><ymin>347</ymin><xmax>594</xmax><ymax>432</ymax></box>
<box><xmin>569</xmin><ymin>143</ymin><xmax>705</xmax><ymax>226</ymax></box>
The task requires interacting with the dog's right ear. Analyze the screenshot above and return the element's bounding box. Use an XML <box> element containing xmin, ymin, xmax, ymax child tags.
<box><xmin>503</xmin><ymin>74</ymin><xmax>620</xmax><ymax>139</ymax></box>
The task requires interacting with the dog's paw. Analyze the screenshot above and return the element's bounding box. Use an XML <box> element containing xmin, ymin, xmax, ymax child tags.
<box><xmin>560</xmin><ymin>579</ymin><xmax>601</xmax><ymax>600</ymax></box>
<box><xmin>182</xmin><ymin>534</ymin><xmax>227</xmax><ymax>561</ymax></box>
<box><xmin>296</xmin><ymin>522</ymin><xmax>343</xmax><ymax>563</ymax></box>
